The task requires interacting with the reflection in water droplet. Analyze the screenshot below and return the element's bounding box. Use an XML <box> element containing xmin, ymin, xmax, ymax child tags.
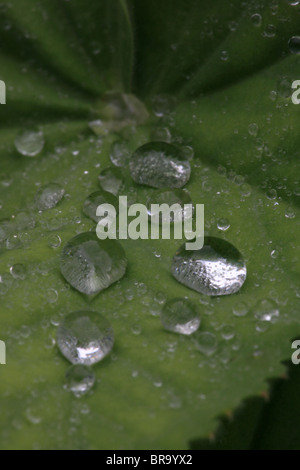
<box><xmin>64</xmin><ymin>364</ymin><xmax>96</xmax><ymax>397</ymax></box>
<box><xmin>288</xmin><ymin>36</ymin><xmax>300</xmax><ymax>54</ymax></box>
<box><xmin>161</xmin><ymin>298</ymin><xmax>201</xmax><ymax>335</ymax></box>
<box><xmin>15</xmin><ymin>130</ymin><xmax>44</xmax><ymax>157</ymax></box>
<box><xmin>60</xmin><ymin>233</ymin><xmax>127</xmax><ymax>295</ymax></box>
<box><xmin>57</xmin><ymin>311</ymin><xmax>114</xmax><ymax>365</ymax></box>
<box><xmin>129</xmin><ymin>142</ymin><xmax>191</xmax><ymax>189</ymax></box>
<box><xmin>83</xmin><ymin>190</ymin><xmax>117</xmax><ymax>223</ymax></box>
<box><xmin>98</xmin><ymin>167</ymin><xmax>123</xmax><ymax>196</ymax></box>
<box><xmin>193</xmin><ymin>331</ymin><xmax>218</xmax><ymax>356</ymax></box>
<box><xmin>172</xmin><ymin>237</ymin><xmax>247</xmax><ymax>296</ymax></box>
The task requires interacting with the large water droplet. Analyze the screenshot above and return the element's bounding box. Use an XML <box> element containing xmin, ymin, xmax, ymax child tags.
<box><xmin>15</xmin><ymin>130</ymin><xmax>44</xmax><ymax>157</ymax></box>
<box><xmin>35</xmin><ymin>183</ymin><xmax>65</xmax><ymax>211</ymax></box>
<box><xmin>64</xmin><ymin>364</ymin><xmax>96</xmax><ymax>397</ymax></box>
<box><xmin>171</xmin><ymin>237</ymin><xmax>247</xmax><ymax>296</ymax></box>
<box><xmin>129</xmin><ymin>142</ymin><xmax>191</xmax><ymax>189</ymax></box>
<box><xmin>60</xmin><ymin>233</ymin><xmax>127</xmax><ymax>295</ymax></box>
<box><xmin>57</xmin><ymin>311</ymin><xmax>114</xmax><ymax>365</ymax></box>
<box><xmin>83</xmin><ymin>190</ymin><xmax>117</xmax><ymax>223</ymax></box>
<box><xmin>161</xmin><ymin>298</ymin><xmax>201</xmax><ymax>335</ymax></box>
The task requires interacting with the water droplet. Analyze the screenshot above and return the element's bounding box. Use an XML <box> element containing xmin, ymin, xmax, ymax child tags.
<box><xmin>217</xmin><ymin>218</ymin><xmax>230</xmax><ymax>231</ymax></box>
<box><xmin>130</xmin><ymin>142</ymin><xmax>191</xmax><ymax>189</ymax></box>
<box><xmin>98</xmin><ymin>167</ymin><xmax>123</xmax><ymax>196</ymax></box>
<box><xmin>288</xmin><ymin>36</ymin><xmax>300</xmax><ymax>54</ymax></box>
<box><xmin>47</xmin><ymin>234</ymin><xmax>62</xmax><ymax>249</ymax></box>
<box><xmin>248</xmin><ymin>123</ymin><xmax>259</xmax><ymax>136</ymax></box>
<box><xmin>6</xmin><ymin>234</ymin><xmax>22</xmax><ymax>250</ymax></box>
<box><xmin>161</xmin><ymin>298</ymin><xmax>201</xmax><ymax>335</ymax></box>
<box><xmin>263</xmin><ymin>24</ymin><xmax>276</xmax><ymax>38</ymax></box>
<box><xmin>60</xmin><ymin>233</ymin><xmax>127</xmax><ymax>295</ymax></box>
<box><xmin>15</xmin><ymin>129</ymin><xmax>44</xmax><ymax>157</ymax></box>
<box><xmin>0</xmin><ymin>218</ymin><xmax>11</xmax><ymax>242</ymax></box>
<box><xmin>233</xmin><ymin>301</ymin><xmax>248</xmax><ymax>317</ymax></box>
<box><xmin>109</xmin><ymin>140</ymin><xmax>131</xmax><ymax>167</ymax></box>
<box><xmin>64</xmin><ymin>364</ymin><xmax>96</xmax><ymax>397</ymax></box>
<box><xmin>266</xmin><ymin>188</ymin><xmax>277</xmax><ymax>200</ymax></box>
<box><xmin>172</xmin><ymin>237</ymin><xmax>247</xmax><ymax>296</ymax></box>
<box><xmin>57</xmin><ymin>311</ymin><xmax>114</xmax><ymax>365</ymax></box>
<box><xmin>220</xmin><ymin>50</ymin><xmax>229</xmax><ymax>61</ymax></box>
<box><xmin>83</xmin><ymin>190</ymin><xmax>117</xmax><ymax>223</ymax></box>
<box><xmin>10</xmin><ymin>264</ymin><xmax>27</xmax><ymax>280</ymax></box>
<box><xmin>193</xmin><ymin>331</ymin><xmax>218</xmax><ymax>356</ymax></box>
<box><xmin>285</xmin><ymin>206</ymin><xmax>295</xmax><ymax>219</ymax></box>
<box><xmin>221</xmin><ymin>325</ymin><xmax>235</xmax><ymax>340</ymax></box>
<box><xmin>251</xmin><ymin>13</ymin><xmax>262</xmax><ymax>27</ymax></box>
<box><xmin>181</xmin><ymin>145</ymin><xmax>194</xmax><ymax>161</ymax></box>
<box><xmin>253</xmin><ymin>299</ymin><xmax>279</xmax><ymax>322</ymax></box>
<box><xmin>35</xmin><ymin>183</ymin><xmax>65</xmax><ymax>211</ymax></box>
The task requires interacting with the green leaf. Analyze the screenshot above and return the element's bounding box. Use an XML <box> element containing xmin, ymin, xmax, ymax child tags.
<box><xmin>0</xmin><ymin>0</ymin><xmax>299</xmax><ymax>450</ymax></box>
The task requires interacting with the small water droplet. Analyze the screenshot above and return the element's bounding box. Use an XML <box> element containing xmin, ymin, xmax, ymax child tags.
<box><xmin>266</xmin><ymin>188</ymin><xmax>277</xmax><ymax>200</ymax></box>
<box><xmin>221</xmin><ymin>325</ymin><xmax>235</xmax><ymax>340</ymax></box>
<box><xmin>193</xmin><ymin>331</ymin><xmax>218</xmax><ymax>356</ymax></box>
<box><xmin>10</xmin><ymin>264</ymin><xmax>27</xmax><ymax>280</ymax></box>
<box><xmin>147</xmin><ymin>189</ymin><xmax>192</xmax><ymax>223</ymax></box>
<box><xmin>217</xmin><ymin>218</ymin><xmax>230</xmax><ymax>231</ymax></box>
<box><xmin>47</xmin><ymin>234</ymin><xmax>62</xmax><ymax>249</ymax></box>
<box><xmin>130</xmin><ymin>142</ymin><xmax>191</xmax><ymax>189</ymax></box>
<box><xmin>172</xmin><ymin>237</ymin><xmax>247</xmax><ymax>296</ymax></box>
<box><xmin>151</xmin><ymin>127</ymin><xmax>172</xmax><ymax>143</ymax></box>
<box><xmin>161</xmin><ymin>298</ymin><xmax>201</xmax><ymax>335</ymax></box>
<box><xmin>248</xmin><ymin>123</ymin><xmax>259</xmax><ymax>137</ymax></box>
<box><xmin>288</xmin><ymin>36</ymin><xmax>300</xmax><ymax>54</ymax></box>
<box><xmin>64</xmin><ymin>364</ymin><xmax>96</xmax><ymax>397</ymax></box>
<box><xmin>151</xmin><ymin>94</ymin><xmax>176</xmax><ymax>117</ymax></box>
<box><xmin>285</xmin><ymin>206</ymin><xmax>295</xmax><ymax>219</ymax></box>
<box><xmin>6</xmin><ymin>234</ymin><xmax>22</xmax><ymax>250</ymax></box>
<box><xmin>251</xmin><ymin>13</ymin><xmax>262</xmax><ymax>27</ymax></box>
<box><xmin>57</xmin><ymin>310</ymin><xmax>114</xmax><ymax>365</ymax></box>
<box><xmin>60</xmin><ymin>233</ymin><xmax>127</xmax><ymax>295</ymax></box>
<box><xmin>233</xmin><ymin>301</ymin><xmax>248</xmax><ymax>317</ymax></box>
<box><xmin>253</xmin><ymin>299</ymin><xmax>279</xmax><ymax>322</ymax></box>
<box><xmin>263</xmin><ymin>24</ymin><xmax>276</xmax><ymax>38</ymax></box>
<box><xmin>35</xmin><ymin>183</ymin><xmax>65</xmax><ymax>211</ymax></box>
<box><xmin>15</xmin><ymin>129</ymin><xmax>44</xmax><ymax>157</ymax></box>
<box><xmin>220</xmin><ymin>50</ymin><xmax>229</xmax><ymax>61</ymax></box>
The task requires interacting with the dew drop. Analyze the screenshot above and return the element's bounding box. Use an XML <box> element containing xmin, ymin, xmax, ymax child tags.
<box><xmin>98</xmin><ymin>167</ymin><xmax>123</xmax><ymax>196</ymax></box>
<box><xmin>193</xmin><ymin>331</ymin><xmax>218</xmax><ymax>356</ymax></box>
<box><xmin>172</xmin><ymin>237</ymin><xmax>247</xmax><ymax>296</ymax></box>
<box><xmin>161</xmin><ymin>298</ymin><xmax>201</xmax><ymax>335</ymax></box>
<box><xmin>266</xmin><ymin>188</ymin><xmax>277</xmax><ymax>200</ymax></box>
<box><xmin>15</xmin><ymin>129</ymin><xmax>44</xmax><ymax>157</ymax></box>
<box><xmin>64</xmin><ymin>364</ymin><xmax>96</xmax><ymax>397</ymax></box>
<box><xmin>109</xmin><ymin>140</ymin><xmax>131</xmax><ymax>167</ymax></box>
<box><xmin>248</xmin><ymin>123</ymin><xmax>259</xmax><ymax>137</ymax></box>
<box><xmin>10</xmin><ymin>264</ymin><xmax>27</xmax><ymax>280</ymax></box>
<box><xmin>35</xmin><ymin>183</ymin><xmax>65</xmax><ymax>211</ymax></box>
<box><xmin>221</xmin><ymin>325</ymin><xmax>235</xmax><ymax>340</ymax></box>
<box><xmin>233</xmin><ymin>301</ymin><xmax>248</xmax><ymax>317</ymax></box>
<box><xmin>151</xmin><ymin>127</ymin><xmax>172</xmax><ymax>143</ymax></box>
<box><xmin>288</xmin><ymin>36</ymin><xmax>300</xmax><ymax>54</ymax></box>
<box><xmin>253</xmin><ymin>299</ymin><xmax>279</xmax><ymax>322</ymax></box>
<box><xmin>83</xmin><ymin>190</ymin><xmax>118</xmax><ymax>223</ymax></box>
<box><xmin>57</xmin><ymin>310</ymin><xmax>114</xmax><ymax>365</ymax></box>
<box><xmin>129</xmin><ymin>142</ymin><xmax>191</xmax><ymax>189</ymax></box>
<box><xmin>251</xmin><ymin>13</ymin><xmax>262</xmax><ymax>27</ymax></box>
<box><xmin>217</xmin><ymin>218</ymin><xmax>230</xmax><ymax>231</ymax></box>
<box><xmin>151</xmin><ymin>94</ymin><xmax>176</xmax><ymax>117</ymax></box>
<box><xmin>60</xmin><ymin>233</ymin><xmax>127</xmax><ymax>295</ymax></box>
